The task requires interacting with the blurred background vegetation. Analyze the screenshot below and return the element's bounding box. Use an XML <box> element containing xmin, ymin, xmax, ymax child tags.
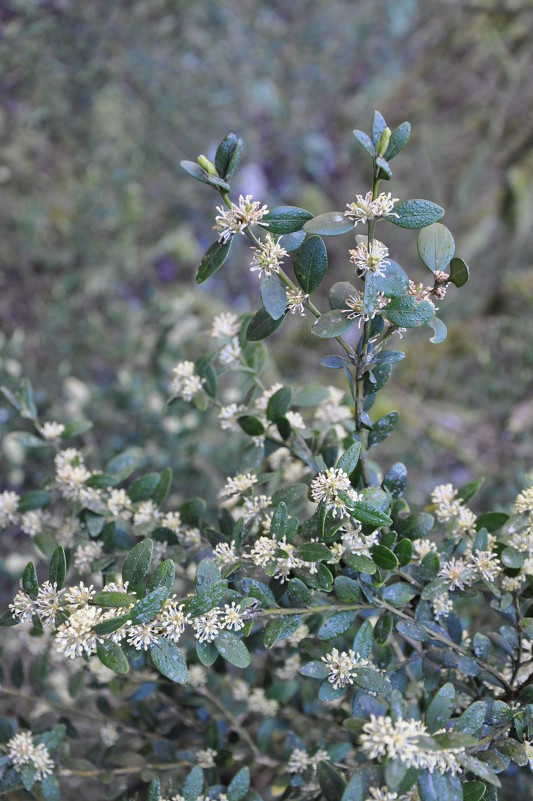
<box><xmin>1</xmin><ymin>0</ymin><xmax>533</xmax><ymax>509</ymax></box>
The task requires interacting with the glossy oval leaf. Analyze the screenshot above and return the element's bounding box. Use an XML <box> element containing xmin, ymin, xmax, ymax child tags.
<box><xmin>385</xmin><ymin>121</ymin><xmax>411</xmax><ymax>161</ymax></box>
<box><xmin>329</xmin><ymin>281</ymin><xmax>357</xmax><ymax>310</ymax></box>
<box><xmin>150</xmin><ymin>637</ymin><xmax>188</xmax><ymax>683</ymax></box>
<box><xmin>97</xmin><ymin>640</ymin><xmax>129</xmax><ymax>675</ymax></box>
<box><xmin>312</xmin><ymin>309</ymin><xmax>357</xmax><ymax>339</ymax></box>
<box><xmin>294</xmin><ymin>235</ymin><xmax>328</xmax><ymax>293</ymax></box>
<box><xmin>122</xmin><ymin>539</ymin><xmax>153</xmax><ymax>585</ymax></box>
<box><xmin>417</xmin><ymin>223</ymin><xmax>455</xmax><ymax>272</ymax></box>
<box><xmin>388</xmin><ymin>199</ymin><xmax>444</xmax><ymax>230</ymax></box>
<box><xmin>196</xmin><ymin>238</ymin><xmax>233</xmax><ymax>284</ymax></box>
<box><xmin>260</xmin><ymin>272</ymin><xmax>287</xmax><ymax>320</ymax></box>
<box><xmin>449</xmin><ymin>257</ymin><xmax>470</xmax><ymax>287</ymax></box>
<box><xmin>245</xmin><ymin>307</ymin><xmax>287</xmax><ymax>341</ymax></box>
<box><xmin>427</xmin><ymin>315</ymin><xmax>447</xmax><ymax>344</ymax></box>
<box><xmin>384</xmin><ymin>297</ymin><xmax>435</xmax><ymax>328</ymax></box>
<box><xmin>214</xmin><ymin>630</ymin><xmax>251</xmax><ymax>668</ymax></box>
<box><xmin>304</xmin><ymin>211</ymin><xmax>354</xmax><ymax>236</ymax></box>
<box><xmin>262</xmin><ymin>206</ymin><xmax>313</xmax><ymax>234</ymax></box>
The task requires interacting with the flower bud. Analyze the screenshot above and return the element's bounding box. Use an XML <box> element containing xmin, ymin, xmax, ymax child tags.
<box><xmin>377</xmin><ymin>127</ymin><xmax>391</xmax><ymax>157</ymax></box>
<box><xmin>197</xmin><ymin>155</ymin><xmax>217</xmax><ymax>175</ymax></box>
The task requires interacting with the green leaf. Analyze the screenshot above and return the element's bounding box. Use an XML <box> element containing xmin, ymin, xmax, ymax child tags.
<box><xmin>303</xmin><ymin>211</ymin><xmax>354</xmax><ymax>236</ymax></box>
<box><xmin>150</xmin><ymin>637</ymin><xmax>188</xmax><ymax>683</ymax></box>
<box><xmin>294</xmin><ymin>542</ymin><xmax>333</xmax><ymax>562</ymax></box>
<box><xmin>215</xmin><ymin>132</ymin><xmax>243</xmax><ymax>180</ymax></box>
<box><xmin>462</xmin><ymin>781</ymin><xmax>486</xmax><ymax>801</ymax></box>
<box><xmin>18</xmin><ymin>490</ymin><xmax>52</xmax><ymax>513</ymax></box>
<box><xmin>180</xmin><ymin>159</ymin><xmax>212</xmax><ymax>185</ymax></box>
<box><xmin>152</xmin><ymin>467</ymin><xmax>173</xmax><ymax>506</ymax></box>
<box><xmin>384</xmin><ymin>297</ymin><xmax>435</xmax><ymax>328</ymax></box>
<box><xmin>184</xmin><ymin>581</ymin><xmax>227</xmax><ymax>617</ymax></box>
<box><xmin>262</xmin><ymin>206</ymin><xmax>313</xmax><ymax>234</ymax></box>
<box><xmin>215</xmin><ymin>630</ymin><xmax>251</xmax><ymax>668</ymax></box>
<box><xmin>449</xmin><ymin>257</ymin><xmax>469</xmax><ymax>287</ymax></box>
<box><xmin>353</xmin><ymin>129</ymin><xmax>375</xmax><ymax>157</ymax></box>
<box><xmin>388</xmin><ymin>199</ymin><xmax>445</xmax><ymax>230</ymax></box>
<box><xmin>418</xmin><ymin>771</ymin><xmax>463</xmax><ymax>801</ymax></box>
<box><xmin>353</xmin><ymin>619</ymin><xmax>374</xmax><ymax>658</ymax></box>
<box><xmin>93</xmin><ymin>591</ymin><xmax>137</xmax><ymax>607</ymax></box>
<box><xmin>341</xmin><ymin>773</ymin><xmax>363</xmax><ymax>801</ymax></box>
<box><xmin>147</xmin><ymin>777</ymin><xmax>161</xmax><ymax>801</ymax></box>
<box><xmin>195</xmin><ymin>559</ymin><xmax>222</xmax><ymax>596</ymax></box>
<box><xmin>456</xmin><ymin>754</ymin><xmax>501</xmax><ymax>787</ymax></box>
<box><xmin>267</xmin><ymin>387</ymin><xmax>292</xmax><ymax>421</ymax></box>
<box><xmin>227</xmin><ymin>767</ymin><xmax>250</xmax><ymax>801</ymax></box>
<box><xmin>122</xmin><ymin>539</ymin><xmax>154</xmax><ymax>585</ymax></box>
<box><xmin>425</xmin><ymin>682</ymin><xmax>455</xmax><ymax>733</ymax></box>
<box><xmin>294</xmin><ymin>235</ymin><xmax>328</xmax><ymax>293</ymax></box>
<box><xmin>196</xmin><ymin>639</ymin><xmax>218</xmax><ymax>666</ymax></box>
<box><xmin>128</xmin><ymin>473</ymin><xmax>161</xmax><ymax>502</ymax></box>
<box><xmin>106</xmin><ymin>450</ymin><xmax>139</xmax><ymax>481</ymax></box>
<box><xmin>238</xmin><ymin>415</ymin><xmax>265</xmax><ymax>436</ymax></box>
<box><xmin>396</xmin><ymin>620</ymin><xmax>428</xmax><ymax>641</ymax></box>
<box><xmin>329</xmin><ymin>281</ymin><xmax>357</xmax><ymax>310</ymax></box>
<box><xmin>385</xmin><ymin>121</ymin><xmax>411</xmax><ymax>161</ymax></box>
<box><xmin>368</xmin><ymin>412</ymin><xmax>399</xmax><ymax>447</ymax></box>
<box><xmin>92</xmin><ymin>612</ymin><xmax>131</xmax><ymax>636</ymax></box>
<box><xmin>182</xmin><ymin>765</ymin><xmax>205</xmax><ymax>801</ymax></box>
<box><xmin>372</xmin><ymin>544</ymin><xmax>399</xmax><ymax>570</ymax></box>
<box><xmin>396</xmin><ymin>538</ymin><xmax>413</xmax><ymax>567</ymax></box>
<box><xmin>519</xmin><ymin>618</ymin><xmax>533</xmax><ymax>639</ymax></box>
<box><xmin>245</xmin><ymin>307</ymin><xmax>286</xmax><ymax>341</ymax></box>
<box><xmin>382</xmin><ymin>582</ymin><xmax>415</xmax><ymax>605</ymax></box>
<box><xmin>129</xmin><ymin>586</ymin><xmax>169</xmax><ymax>624</ymax></box>
<box><xmin>417</xmin><ymin>223</ymin><xmax>455</xmax><ymax>272</ymax></box>
<box><xmin>60</xmin><ymin>419</ymin><xmax>93</xmax><ymax>439</ymax></box>
<box><xmin>23</xmin><ymin>562</ymin><xmax>39</xmax><ymax>600</ymax></box>
<box><xmin>41</xmin><ymin>774</ymin><xmax>60</xmax><ymax>801</ymax></box>
<box><xmin>346</xmin><ymin>500</ymin><xmax>393</xmax><ymax>528</ymax></box>
<box><xmin>287</xmin><ymin>578</ymin><xmax>313</xmax><ymax>607</ymax></box>
<box><xmin>317</xmin><ymin>760</ymin><xmax>347</xmax><ymax>800</ymax></box>
<box><xmin>336</xmin><ymin>441</ymin><xmax>362</xmax><ymax>475</ymax></box>
<box><xmin>383</xmin><ymin>463</ymin><xmax>407</xmax><ymax>497</ymax></box>
<box><xmin>374</xmin><ymin>259</ymin><xmax>410</xmax><ymax>299</ymax></box>
<box><xmin>312</xmin><ymin>309</ymin><xmax>356</xmax><ymax>338</ymax></box>
<box><xmin>146</xmin><ymin>559</ymin><xmax>176</xmax><ymax>595</ymax></box>
<box><xmin>300</xmin><ymin>660</ymin><xmax>330</xmax><ymax>679</ymax></box>
<box><xmin>318</xmin><ymin>610</ymin><xmax>356</xmax><ymax>640</ymax></box>
<box><xmin>427</xmin><ymin>315</ymin><xmax>447</xmax><ymax>344</ymax></box>
<box><xmin>242</xmin><ymin>578</ymin><xmax>277</xmax><ymax>608</ymax></box>
<box><xmin>334</xmin><ymin>576</ymin><xmax>362</xmax><ymax>603</ymax></box>
<box><xmin>372</xmin><ymin>110</ymin><xmax>388</xmax><ymax>145</ymax></box>
<box><xmin>280</xmin><ymin>230</ymin><xmax>306</xmax><ymax>251</ymax></box>
<box><xmin>260</xmin><ymin>272</ymin><xmax>287</xmax><ymax>320</ymax></box>
<box><xmin>353</xmin><ymin>667</ymin><xmax>391</xmax><ymax>694</ymax></box>
<box><xmin>48</xmin><ymin>547</ymin><xmax>66</xmax><ymax>590</ymax></box>
<box><xmin>97</xmin><ymin>640</ymin><xmax>129</xmax><ymax>674</ymax></box>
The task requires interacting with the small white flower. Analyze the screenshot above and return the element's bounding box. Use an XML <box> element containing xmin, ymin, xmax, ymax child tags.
<box><xmin>218</xmin><ymin>403</ymin><xmax>246</xmax><ymax>432</ymax></box>
<box><xmin>250</xmin><ymin>233</ymin><xmax>288</xmax><ymax>277</ymax></box>
<box><xmin>285</xmin><ymin>410</ymin><xmax>305</xmax><ymax>430</ymax></box>
<box><xmin>342</xmin><ymin>523</ymin><xmax>379</xmax><ymax>557</ymax></box>
<box><xmin>133</xmin><ymin>499</ymin><xmax>161</xmax><ymax>528</ymax></box>
<box><xmin>314</xmin><ymin>386</ymin><xmax>352</xmax><ymax>426</ymax></box>
<box><xmin>344</xmin><ymin>192</ymin><xmax>399</xmax><ymax>225</ymax></box>
<box><xmin>287</xmin><ymin>748</ymin><xmax>310</xmax><ymax>773</ymax></box>
<box><xmin>242</xmin><ymin>494</ymin><xmax>272</xmax><ymax>524</ymax></box>
<box><xmin>255</xmin><ymin>382</ymin><xmax>284</xmax><ymax>412</ymax></box>
<box><xmin>64</xmin><ymin>581</ymin><xmax>95</xmax><ymax>610</ymax></box>
<box><xmin>276</xmin><ymin>654</ymin><xmax>301</xmax><ymax>681</ymax></box>
<box><xmin>170</xmin><ymin>361</ymin><xmax>204</xmax><ymax>402</ymax></box>
<box><xmin>35</xmin><ymin>580</ymin><xmax>65</xmax><ymax>626</ymax></box>
<box><xmin>162</xmin><ymin>511</ymin><xmax>182</xmax><ymax>533</ymax></box>
<box><xmin>310</xmin><ymin>467</ymin><xmax>360</xmax><ymax>518</ymax></box>
<box><xmin>431</xmin><ymin>592</ymin><xmax>453</xmax><ymax>619</ymax></box>
<box><xmin>210</xmin><ymin>312</ymin><xmax>240</xmax><ymax>339</ymax></box>
<box><xmin>321</xmin><ymin>648</ymin><xmax>368</xmax><ymax>689</ymax></box>
<box><xmin>0</xmin><ymin>490</ymin><xmax>21</xmax><ymax>528</ymax></box>
<box><xmin>40</xmin><ymin>421</ymin><xmax>65</xmax><ymax>440</ymax></box>
<box><xmin>20</xmin><ymin>509</ymin><xmax>48</xmax><ymax>538</ymax></box>
<box><xmin>349</xmin><ymin>240</ymin><xmax>389</xmax><ymax>278</ymax></box>
<box><xmin>222</xmin><ymin>473</ymin><xmax>258</xmax><ymax>496</ymax></box>
<box><xmin>222</xmin><ymin>601</ymin><xmax>246</xmax><ymax>631</ymax></box>
<box><xmin>188</xmin><ymin>664</ymin><xmax>208</xmax><ymax>687</ymax></box>
<box><xmin>469</xmin><ymin>549</ymin><xmax>501</xmax><ymax>582</ymax></box>
<box><xmin>248</xmin><ymin>687</ymin><xmax>279</xmax><ymax>716</ymax></box>
<box><xmin>196</xmin><ymin>747</ymin><xmax>217</xmax><ymax>769</ymax></box>
<box><xmin>9</xmin><ymin>590</ymin><xmax>35</xmax><ymax>622</ymax></box>
<box><xmin>127</xmin><ymin>620</ymin><xmax>161</xmax><ymax>651</ymax></box>
<box><xmin>515</xmin><ymin>487</ymin><xmax>533</xmax><ymax>515</ymax></box>
<box><xmin>158</xmin><ymin>600</ymin><xmax>189</xmax><ymax>643</ymax></box>
<box><xmin>219</xmin><ymin>336</ymin><xmax>242</xmax><ymax>366</ymax></box>
<box><xmin>214</xmin><ymin>194</ymin><xmax>269</xmax><ymax>243</ymax></box>
<box><xmin>55</xmin><ymin>605</ymin><xmax>102</xmax><ymax>658</ymax></box>
<box><xmin>213</xmin><ymin>541</ymin><xmax>237</xmax><ymax>566</ymax></box>
<box><xmin>107</xmin><ymin>488</ymin><xmax>133</xmax><ymax>519</ymax></box>
<box><xmin>192</xmin><ymin>609</ymin><xmax>222</xmax><ymax>643</ymax></box>
<box><xmin>73</xmin><ymin>541</ymin><xmax>103</xmax><ymax>573</ymax></box>
<box><xmin>100</xmin><ymin>723</ymin><xmax>119</xmax><ymax>747</ymax></box>
<box><xmin>286</xmin><ymin>288</ymin><xmax>309</xmax><ymax>316</ymax></box>
<box><xmin>438</xmin><ymin>557</ymin><xmax>474</xmax><ymax>590</ymax></box>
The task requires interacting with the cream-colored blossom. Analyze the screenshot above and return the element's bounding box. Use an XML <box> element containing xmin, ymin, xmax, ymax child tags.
<box><xmin>349</xmin><ymin>240</ymin><xmax>389</xmax><ymax>278</ymax></box>
<box><xmin>214</xmin><ymin>194</ymin><xmax>269</xmax><ymax>243</ymax></box>
<box><xmin>286</xmin><ymin>288</ymin><xmax>309</xmax><ymax>316</ymax></box>
<box><xmin>210</xmin><ymin>312</ymin><xmax>240</xmax><ymax>339</ymax></box>
<box><xmin>310</xmin><ymin>467</ymin><xmax>360</xmax><ymax>518</ymax></box>
<box><xmin>344</xmin><ymin>192</ymin><xmax>399</xmax><ymax>225</ymax></box>
<box><xmin>40</xmin><ymin>421</ymin><xmax>65</xmax><ymax>440</ymax></box>
<box><xmin>170</xmin><ymin>361</ymin><xmax>204</xmax><ymax>402</ymax></box>
<box><xmin>250</xmin><ymin>233</ymin><xmax>288</xmax><ymax>277</ymax></box>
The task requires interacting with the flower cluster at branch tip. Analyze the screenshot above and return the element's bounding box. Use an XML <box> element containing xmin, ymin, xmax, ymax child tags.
<box><xmin>249</xmin><ymin>233</ymin><xmax>288</xmax><ymax>277</ymax></box>
<box><xmin>310</xmin><ymin>467</ymin><xmax>360</xmax><ymax>518</ymax></box>
<box><xmin>214</xmin><ymin>194</ymin><xmax>269</xmax><ymax>243</ymax></box>
<box><xmin>170</xmin><ymin>361</ymin><xmax>204</xmax><ymax>402</ymax></box>
<box><xmin>360</xmin><ymin>715</ymin><xmax>464</xmax><ymax>774</ymax></box>
<box><xmin>344</xmin><ymin>191</ymin><xmax>399</xmax><ymax>225</ymax></box>
<box><xmin>7</xmin><ymin>731</ymin><xmax>54</xmax><ymax>782</ymax></box>
<box><xmin>287</xmin><ymin>747</ymin><xmax>331</xmax><ymax>774</ymax></box>
<box><xmin>210</xmin><ymin>312</ymin><xmax>241</xmax><ymax>339</ymax></box>
<box><xmin>321</xmin><ymin>648</ymin><xmax>371</xmax><ymax>689</ymax></box>
<box><xmin>349</xmin><ymin>240</ymin><xmax>390</xmax><ymax>277</ymax></box>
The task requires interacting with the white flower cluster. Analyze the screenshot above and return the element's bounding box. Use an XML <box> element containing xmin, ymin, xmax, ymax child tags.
<box><xmin>314</xmin><ymin>386</ymin><xmax>352</xmax><ymax>431</ymax></box>
<box><xmin>286</xmin><ymin>287</ymin><xmax>309</xmax><ymax>316</ymax></box>
<box><xmin>287</xmin><ymin>747</ymin><xmax>331</xmax><ymax>773</ymax></box>
<box><xmin>54</xmin><ymin>448</ymin><xmax>94</xmax><ymax>503</ymax></box>
<box><xmin>342</xmin><ymin>521</ymin><xmax>379</xmax><ymax>558</ymax></box>
<box><xmin>248</xmin><ymin>533</ymin><xmax>307</xmax><ymax>583</ymax></box>
<box><xmin>170</xmin><ymin>361</ymin><xmax>204</xmax><ymax>402</ymax></box>
<box><xmin>344</xmin><ymin>192</ymin><xmax>399</xmax><ymax>225</ymax></box>
<box><xmin>343</xmin><ymin>289</ymin><xmax>389</xmax><ymax>324</ymax></box>
<box><xmin>250</xmin><ymin>233</ymin><xmax>288</xmax><ymax>278</ymax></box>
<box><xmin>7</xmin><ymin>731</ymin><xmax>54</xmax><ymax>782</ymax></box>
<box><xmin>214</xmin><ymin>194</ymin><xmax>269</xmax><ymax>243</ymax></box>
<box><xmin>431</xmin><ymin>484</ymin><xmax>477</xmax><ymax>535</ymax></box>
<box><xmin>360</xmin><ymin>715</ymin><xmax>464</xmax><ymax>775</ymax></box>
<box><xmin>310</xmin><ymin>467</ymin><xmax>360</xmax><ymax>518</ymax></box>
<box><xmin>0</xmin><ymin>490</ymin><xmax>21</xmax><ymax>528</ymax></box>
<box><xmin>40</xmin><ymin>421</ymin><xmax>65</xmax><ymax>440</ymax></box>
<box><xmin>321</xmin><ymin>648</ymin><xmax>371</xmax><ymax>689</ymax></box>
<box><xmin>210</xmin><ymin>312</ymin><xmax>241</xmax><ymax>340</ymax></box>
<box><xmin>349</xmin><ymin>240</ymin><xmax>390</xmax><ymax>278</ymax></box>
